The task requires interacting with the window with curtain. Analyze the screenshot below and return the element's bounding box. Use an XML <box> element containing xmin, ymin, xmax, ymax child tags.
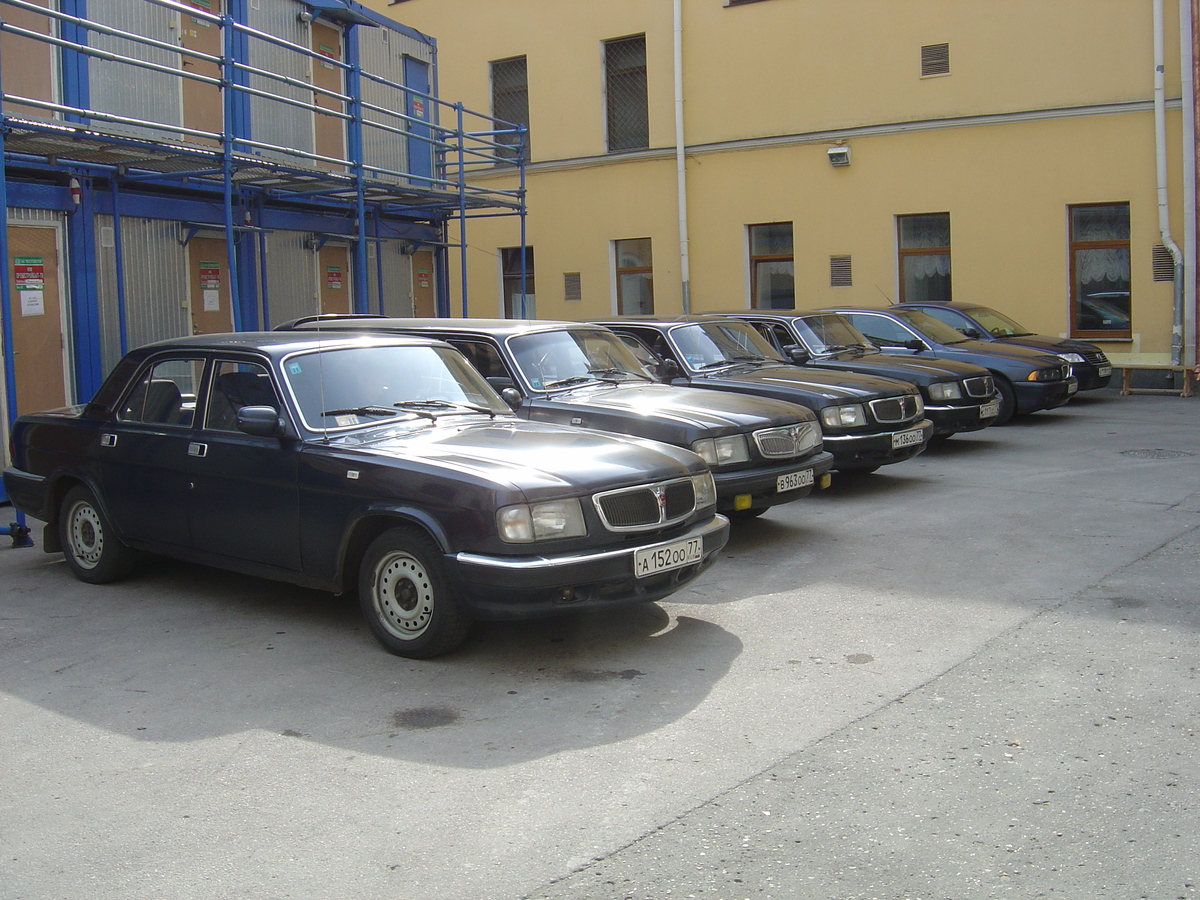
<box><xmin>604</xmin><ymin>35</ymin><xmax>649</xmax><ymax>152</ymax></box>
<box><xmin>749</xmin><ymin>223</ymin><xmax>795</xmax><ymax>309</ymax></box>
<box><xmin>615</xmin><ymin>238</ymin><xmax>654</xmax><ymax>314</ymax></box>
<box><xmin>490</xmin><ymin>56</ymin><xmax>529</xmax><ymax>162</ymax></box>
<box><xmin>1070</xmin><ymin>203</ymin><xmax>1130</xmax><ymax>338</ymax></box>
<box><xmin>501</xmin><ymin>246</ymin><xmax>534</xmax><ymax>318</ymax></box>
<box><xmin>897</xmin><ymin>213</ymin><xmax>951</xmax><ymax>303</ymax></box>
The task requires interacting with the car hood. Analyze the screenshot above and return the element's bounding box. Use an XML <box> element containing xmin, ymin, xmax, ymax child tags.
<box><xmin>685</xmin><ymin>362</ymin><xmax>914</xmax><ymax>403</ymax></box>
<box><xmin>815</xmin><ymin>351</ymin><xmax>987</xmax><ymax>384</ymax></box>
<box><xmin>533</xmin><ymin>381</ymin><xmax>817</xmax><ymax>433</ymax></box>
<box><xmin>935</xmin><ymin>338</ymin><xmax>1068</xmax><ymax>367</ymax></box>
<box><xmin>992</xmin><ymin>334</ymin><xmax>1097</xmax><ymax>356</ymax></box>
<box><xmin>331</xmin><ymin>417</ymin><xmax>701</xmax><ymax>497</ymax></box>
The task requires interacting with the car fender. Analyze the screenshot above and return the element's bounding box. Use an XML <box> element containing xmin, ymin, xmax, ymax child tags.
<box><xmin>333</xmin><ymin>501</ymin><xmax>458</xmax><ymax>594</ymax></box>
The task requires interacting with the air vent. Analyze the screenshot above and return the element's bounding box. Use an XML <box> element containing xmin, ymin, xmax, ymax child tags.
<box><xmin>830</xmin><ymin>255</ymin><xmax>852</xmax><ymax>287</ymax></box>
<box><xmin>1152</xmin><ymin>244</ymin><xmax>1176</xmax><ymax>281</ymax></box>
<box><xmin>564</xmin><ymin>272</ymin><xmax>582</xmax><ymax>302</ymax></box>
<box><xmin>921</xmin><ymin>43</ymin><xmax>950</xmax><ymax>77</ymax></box>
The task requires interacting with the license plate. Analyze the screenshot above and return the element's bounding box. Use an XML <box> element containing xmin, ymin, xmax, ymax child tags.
<box><xmin>634</xmin><ymin>537</ymin><xmax>703</xmax><ymax>578</ymax></box>
<box><xmin>1098</xmin><ymin>365</ymin><xmax>1112</xmax><ymax>377</ymax></box>
<box><xmin>1068</xmin><ymin>382</ymin><xmax>1079</xmax><ymax>394</ymax></box>
<box><xmin>777</xmin><ymin>469</ymin><xmax>814</xmax><ymax>493</ymax></box>
<box><xmin>980</xmin><ymin>400</ymin><xmax>1000</xmax><ymax>418</ymax></box>
<box><xmin>891</xmin><ymin>427</ymin><xmax>925</xmax><ymax>449</ymax></box>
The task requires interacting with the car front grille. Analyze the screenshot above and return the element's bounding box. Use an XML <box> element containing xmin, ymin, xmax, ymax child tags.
<box><xmin>593</xmin><ymin>477</ymin><xmax>696</xmax><ymax>532</ymax></box>
<box><xmin>1082</xmin><ymin>349</ymin><xmax>1110</xmax><ymax>366</ymax></box>
<box><xmin>868</xmin><ymin>394</ymin><xmax>921</xmax><ymax>424</ymax></box>
<box><xmin>754</xmin><ymin>422</ymin><xmax>818</xmax><ymax>458</ymax></box>
<box><xmin>964</xmin><ymin>375</ymin><xmax>995</xmax><ymax>398</ymax></box>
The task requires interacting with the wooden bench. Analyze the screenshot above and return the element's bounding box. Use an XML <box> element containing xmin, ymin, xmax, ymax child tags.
<box><xmin>1117</xmin><ymin>364</ymin><xmax>1195</xmax><ymax>398</ymax></box>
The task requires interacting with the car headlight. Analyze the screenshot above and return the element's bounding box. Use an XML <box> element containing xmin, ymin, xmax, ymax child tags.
<box><xmin>498</xmin><ymin>499</ymin><xmax>587</xmax><ymax>542</ymax></box>
<box><xmin>1058</xmin><ymin>352</ymin><xmax>1085</xmax><ymax>364</ymax></box>
<box><xmin>1027</xmin><ymin>367</ymin><xmax>1064</xmax><ymax>382</ymax></box>
<box><xmin>928</xmin><ymin>381</ymin><xmax>962</xmax><ymax>401</ymax></box>
<box><xmin>820</xmin><ymin>404</ymin><xmax>866</xmax><ymax>429</ymax></box>
<box><xmin>691</xmin><ymin>471</ymin><xmax>717</xmax><ymax>509</ymax></box>
<box><xmin>690</xmin><ymin>434</ymin><xmax>750</xmax><ymax>466</ymax></box>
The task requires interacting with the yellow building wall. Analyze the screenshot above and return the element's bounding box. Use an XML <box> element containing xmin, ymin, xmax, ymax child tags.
<box><xmin>381</xmin><ymin>0</ymin><xmax>1191</xmax><ymax>364</ymax></box>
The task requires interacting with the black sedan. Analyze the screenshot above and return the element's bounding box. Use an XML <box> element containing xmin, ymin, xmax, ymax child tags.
<box><xmin>894</xmin><ymin>301</ymin><xmax>1113</xmax><ymax>390</ymax></box>
<box><xmin>718</xmin><ymin>309</ymin><xmax>1000</xmax><ymax>437</ymax></box>
<box><xmin>276</xmin><ymin>316</ymin><xmax>834</xmax><ymax>520</ymax></box>
<box><xmin>824</xmin><ymin>306</ymin><xmax>1078</xmax><ymax>425</ymax></box>
<box><xmin>2</xmin><ymin>333</ymin><xmax>729</xmax><ymax>658</ymax></box>
<box><xmin>594</xmin><ymin>317</ymin><xmax>934</xmax><ymax>476</ymax></box>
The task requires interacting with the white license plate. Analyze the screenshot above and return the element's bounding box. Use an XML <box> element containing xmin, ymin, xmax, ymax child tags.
<box><xmin>891</xmin><ymin>427</ymin><xmax>925</xmax><ymax>449</ymax></box>
<box><xmin>634</xmin><ymin>537</ymin><xmax>703</xmax><ymax>578</ymax></box>
<box><xmin>777</xmin><ymin>469</ymin><xmax>814</xmax><ymax>493</ymax></box>
<box><xmin>1098</xmin><ymin>365</ymin><xmax>1112</xmax><ymax>377</ymax></box>
<box><xmin>980</xmin><ymin>400</ymin><xmax>1000</xmax><ymax>418</ymax></box>
<box><xmin>1067</xmin><ymin>382</ymin><xmax>1079</xmax><ymax>393</ymax></box>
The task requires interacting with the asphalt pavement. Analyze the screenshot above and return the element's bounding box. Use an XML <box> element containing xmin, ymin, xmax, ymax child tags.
<box><xmin>1</xmin><ymin>387</ymin><xmax>1198</xmax><ymax>900</ymax></box>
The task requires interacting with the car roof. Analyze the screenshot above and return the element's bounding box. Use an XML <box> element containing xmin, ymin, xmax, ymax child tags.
<box><xmin>134</xmin><ymin>330</ymin><xmax>447</xmax><ymax>359</ymax></box>
<box><xmin>278</xmin><ymin>315</ymin><xmax>614</xmax><ymax>339</ymax></box>
<box><xmin>894</xmin><ymin>301</ymin><xmax>983</xmax><ymax>312</ymax></box>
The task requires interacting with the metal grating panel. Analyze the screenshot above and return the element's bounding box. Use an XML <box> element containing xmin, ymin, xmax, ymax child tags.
<box><xmin>830</xmin><ymin>255</ymin><xmax>853</xmax><ymax>287</ymax></box>
<box><xmin>921</xmin><ymin>43</ymin><xmax>950</xmax><ymax>77</ymax></box>
<box><xmin>1152</xmin><ymin>244</ymin><xmax>1176</xmax><ymax>281</ymax></box>
<box><xmin>564</xmin><ymin>272</ymin><xmax>582</xmax><ymax>302</ymax></box>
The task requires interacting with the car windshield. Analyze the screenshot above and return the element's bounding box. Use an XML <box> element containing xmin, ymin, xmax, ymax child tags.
<box><xmin>669</xmin><ymin>321</ymin><xmax>786</xmax><ymax>370</ymax></box>
<box><xmin>890</xmin><ymin>308</ymin><xmax>974</xmax><ymax>344</ymax></box>
<box><xmin>795</xmin><ymin>314</ymin><xmax>877</xmax><ymax>353</ymax></box>
<box><xmin>282</xmin><ymin>343</ymin><xmax>511</xmax><ymax>431</ymax></box>
<box><xmin>508</xmin><ymin>327</ymin><xmax>654</xmax><ymax>390</ymax></box>
<box><xmin>964</xmin><ymin>306</ymin><xmax>1032</xmax><ymax>337</ymax></box>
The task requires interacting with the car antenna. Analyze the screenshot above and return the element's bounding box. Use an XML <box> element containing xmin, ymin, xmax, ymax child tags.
<box><xmin>875</xmin><ymin>285</ymin><xmax>897</xmax><ymax>306</ymax></box>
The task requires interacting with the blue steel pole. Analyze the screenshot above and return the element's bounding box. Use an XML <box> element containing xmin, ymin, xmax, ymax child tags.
<box><xmin>457</xmin><ymin>102</ymin><xmax>468</xmax><ymax>317</ymax></box>
<box><xmin>110</xmin><ymin>180</ymin><xmax>129</xmax><ymax>354</ymax></box>
<box><xmin>222</xmin><ymin>10</ymin><xmax>240</xmax><ymax>330</ymax></box>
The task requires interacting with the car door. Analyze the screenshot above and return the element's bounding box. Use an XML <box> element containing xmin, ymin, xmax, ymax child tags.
<box><xmin>93</xmin><ymin>356</ymin><xmax>203</xmax><ymax>549</ymax></box>
<box><xmin>183</xmin><ymin>358</ymin><xmax>301</xmax><ymax>572</ymax></box>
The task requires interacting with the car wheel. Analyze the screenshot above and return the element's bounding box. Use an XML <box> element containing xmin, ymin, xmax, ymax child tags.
<box><xmin>358</xmin><ymin>526</ymin><xmax>472</xmax><ymax>658</ymax></box>
<box><xmin>59</xmin><ymin>485</ymin><xmax>138</xmax><ymax>584</ymax></box>
<box><xmin>994</xmin><ymin>378</ymin><xmax>1017</xmax><ymax>425</ymax></box>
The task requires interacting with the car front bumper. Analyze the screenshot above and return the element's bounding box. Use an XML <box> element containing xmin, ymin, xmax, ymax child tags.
<box><xmin>1015</xmin><ymin>378</ymin><xmax>1078</xmax><ymax>413</ymax></box>
<box><xmin>712</xmin><ymin>450</ymin><xmax>834</xmax><ymax>512</ymax></box>
<box><xmin>449</xmin><ymin>513</ymin><xmax>730</xmax><ymax>619</ymax></box>
<box><xmin>821</xmin><ymin>418</ymin><xmax>934</xmax><ymax>470</ymax></box>
<box><xmin>924</xmin><ymin>400</ymin><xmax>1001</xmax><ymax>435</ymax></box>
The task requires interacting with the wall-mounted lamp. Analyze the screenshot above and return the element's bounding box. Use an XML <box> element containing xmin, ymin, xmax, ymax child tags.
<box><xmin>68</xmin><ymin>177</ymin><xmax>82</xmax><ymax>205</ymax></box>
<box><xmin>827</xmin><ymin>145</ymin><xmax>851</xmax><ymax>167</ymax></box>
<box><xmin>297</xmin><ymin>8</ymin><xmax>313</xmax><ymax>24</ymax></box>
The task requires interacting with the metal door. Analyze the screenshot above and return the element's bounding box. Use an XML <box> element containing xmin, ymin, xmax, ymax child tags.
<box><xmin>7</xmin><ymin>225</ymin><xmax>68</xmax><ymax>414</ymax></box>
<box><xmin>188</xmin><ymin>237</ymin><xmax>234</xmax><ymax>335</ymax></box>
<box><xmin>319</xmin><ymin>244</ymin><xmax>351</xmax><ymax>314</ymax></box>
<box><xmin>311</xmin><ymin>20</ymin><xmax>345</xmax><ymax>169</ymax></box>
<box><xmin>412</xmin><ymin>249</ymin><xmax>435</xmax><ymax>317</ymax></box>
<box><xmin>179</xmin><ymin>0</ymin><xmax>224</xmax><ymax>144</ymax></box>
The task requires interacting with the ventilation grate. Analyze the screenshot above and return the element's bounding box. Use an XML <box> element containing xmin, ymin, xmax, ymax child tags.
<box><xmin>1152</xmin><ymin>244</ymin><xmax>1176</xmax><ymax>281</ymax></box>
<box><xmin>830</xmin><ymin>255</ymin><xmax>852</xmax><ymax>287</ymax></box>
<box><xmin>921</xmin><ymin>43</ymin><xmax>950</xmax><ymax>77</ymax></box>
<box><xmin>564</xmin><ymin>272</ymin><xmax>582</xmax><ymax>302</ymax></box>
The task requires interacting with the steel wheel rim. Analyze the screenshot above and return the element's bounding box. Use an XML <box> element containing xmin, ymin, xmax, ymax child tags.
<box><xmin>372</xmin><ymin>550</ymin><xmax>434</xmax><ymax>640</ymax></box>
<box><xmin>68</xmin><ymin>501</ymin><xmax>104</xmax><ymax>569</ymax></box>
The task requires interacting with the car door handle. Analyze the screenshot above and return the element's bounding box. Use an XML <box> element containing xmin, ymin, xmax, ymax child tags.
<box><xmin>100</xmin><ymin>433</ymin><xmax>117</xmax><ymax>447</ymax></box>
<box><xmin>188</xmin><ymin>442</ymin><xmax>208</xmax><ymax>458</ymax></box>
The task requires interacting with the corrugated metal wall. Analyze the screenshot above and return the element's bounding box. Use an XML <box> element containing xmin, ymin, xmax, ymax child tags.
<box><xmin>369</xmin><ymin>241</ymin><xmax>413</xmax><ymax>316</ymax></box>
<box><xmin>247</xmin><ymin>0</ymin><xmax>314</xmax><ymax>162</ymax></box>
<box><xmin>94</xmin><ymin>216</ymin><xmax>190</xmax><ymax>372</ymax></box>
<box><xmin>358</xmin><ymin>26</ymin><xmax>432</xmax><ymax>183</ymax></box>
<box><xmin>262</xmin><ymin>230</ymin><xmax>319</xmax><ymax>327</ymax></box>
<box><xmin>87</xmin><ymin>0</ymin><xmax>181</xmax><ymax>139</ymax></box>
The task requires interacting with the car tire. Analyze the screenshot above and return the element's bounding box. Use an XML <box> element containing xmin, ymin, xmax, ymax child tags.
<box><xmin>358</xmin><ymin>525</ymin><xmax>472</xmax><ymax>659</ymax></box>
<box><xmin>994</xmin><ymin>378</ymin><xmax>1018</xmax><ymax>425</ymax></box>
<box><xmin>59</xmin><ymin>485</ymin><xmax>139</xmax><ymax>584</ymax></box>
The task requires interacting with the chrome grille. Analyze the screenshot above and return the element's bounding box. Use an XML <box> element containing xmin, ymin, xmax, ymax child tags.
<box><xmin>754</xmin><ymin>422</ymin><xmax>818</xmax><ymax>459</ymax></box>
<box><xmin>1082</xmin><ymin>349</ymin><xmax>1109</xmax><ymax>366</ymax></box>
<box><xmin>593</xmin><ymin>477</ymin><xmax>696</xmax><ymax>532</ymax></box>
<box><xmin>964</xmin><ymin>375</ymin><xmax>995</xmax><ymax>398</ymax></box>
<box><xmin>868</xmin><ymin>394</ymin><xmax>921</xmax><ymax>424</ymax></box>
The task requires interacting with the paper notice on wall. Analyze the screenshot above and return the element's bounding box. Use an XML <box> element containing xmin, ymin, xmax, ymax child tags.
<box><xmin>203</xmin><ymin>289</ymin><xmax>220</xmax><ymax>311</ymax></box>
<box><xmin>20</xmin><ymin>290</ymin><xmax>45</xmax><ymax>317</ymax></box>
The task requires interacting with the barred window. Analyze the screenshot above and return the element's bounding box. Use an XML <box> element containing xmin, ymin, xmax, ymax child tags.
<box><xmin>491</xmin><ymin>56</ymin><xmax>530</xmax><ymax>161</ymax></box>
<box><xmin>604</xmin><ymin>35</ymin><xmax>649</xmax><ymax>152</ymax></box>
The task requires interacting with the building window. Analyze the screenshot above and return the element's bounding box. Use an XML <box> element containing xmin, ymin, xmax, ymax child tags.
<box><xmin>501</xmin><ymin>246</ymin><xmax>534</xmax><ymax>318</ymax></box>
<box><xmin>604</xmin><ymin>35</ymin><xmax>648</xmax><ymax>152</ymax></box>
<box><xmin>897</xmin><ymin>213</ymin><xmax>951</xmax><ymax>303</ymax></box>
<box><xmin>491</xmin><ymin>56</ymin><xmax>529</xmax><ymax>161</ymax></box>
<box><xmin>1070</xmin><ymin>203</ymin><xmax>1130</xmax><ymax>338</ymax></box>
<box><xmin>748</xmin><ymin>223</ymin><xmax>795</xmax><ymax>309</ymax></box>
<box><xmin>615</xmin><ymin>238</ymin><xmax>653</xmax><ymax>314</ymax></box>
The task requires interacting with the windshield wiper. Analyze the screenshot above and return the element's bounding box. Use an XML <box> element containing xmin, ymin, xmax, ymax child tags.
<box><xmin>394</xmin><ymin>399</ymin><xmax>496</xmax><ymax>419</ymax></box>
<box><xmin>544</xmin><ymin>374</ymin><xmax>600</xmax><ymax>388</ymax></box>
<box><xmin>322</xmin><ymin>405</ymin><xmax>423</xmax><ymax>420</ymax></box>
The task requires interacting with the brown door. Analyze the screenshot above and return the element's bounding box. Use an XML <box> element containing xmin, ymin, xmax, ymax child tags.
<box><xmin>188</xmin><ymin>237</ymin><xmax>234</xmax><ymax>335</ymax></box>
<box><xmin>180</xmin><ymin>0</ymin><xmax>223</xmax><ymax>145</ymax></box>
<box><xmin>1</xmin><ymin>0</ymin><xmax>55</xmax><ymax>119</ymax></box>
<box><xmin>412</xmin><ymin>250</ymin><xmax>436</xmax><ymax>317</ymax></box>
<box><xmin>8</xmin><ymin>226</ymin><xmax>68</xmax><ymax>413</ymax></box>
<box><xmin>319</xmin><ymin>245</ymin><xmax>351</xmax><ymax>314</ymax></box>
<box><xmin>311</xmin><ymin>21</ymin><xmax>345</xmax><ymax>169</ymax></box>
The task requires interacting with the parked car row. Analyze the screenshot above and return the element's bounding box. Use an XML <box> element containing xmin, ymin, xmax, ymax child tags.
<box><xmin>2</xmin><ymin>304</ymin><xmax>1109</xmax><ymax>659</ymax></box>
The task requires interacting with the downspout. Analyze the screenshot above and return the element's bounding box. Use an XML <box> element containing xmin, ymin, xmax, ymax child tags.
<box><xmin>1189</xmin><ymin>0</ymin><xmax>1199</xmax><ymax>368</ymax></box>
<box><xmin>673</xmin><ymin>0</ymin><xmax>691</xmax><ymax>314</ymax></box>
<box><xmin>1154</xmin><ymin>0</ymin><xmax>1185</xmax><ymax>365</ymax></box>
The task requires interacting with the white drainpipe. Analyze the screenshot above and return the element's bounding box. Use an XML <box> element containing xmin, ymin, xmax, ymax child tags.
<box><xmin>674</xmin><ymin>0</ymin><xmax>691</xmax><ymax>314</ymax></box>
<box><xmin>1154</xmin><ymin>0</ymin><xmax>1185</xmax><ymax>364</ymax></box>
<box><xmin>1180</xmin><ymin>0</ymin><xmax>1197</xmax><ymax>368</ymax></box>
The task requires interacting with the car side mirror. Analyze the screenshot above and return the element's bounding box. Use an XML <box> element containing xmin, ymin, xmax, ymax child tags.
<box><xmin>785</xmin><ymin>345</ymin><xmax>811</xmax><ymax>365</ymax></box>
<box><xmin>960</xmin><ymin>327</ymin><xmax>981</xmax><ymax>339</ymax></box>
<box><xmin>237</xmin><ymin>406</ymin><xmax>285</xmax><ymax>438</ymax></box>
<box><xmin>660</xmin><ymin>358</ymin><xmax>681</xmax><ymax>380</ymax></box>
<box><xmin>905</xmin><ymin>338</ymin><xmax>928</xmax><ymax>351</ymax></box>
<box><xmin>500</xmin><ymin>387</ymin><xmax>524</xmax><ymax>410</ymax></box>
